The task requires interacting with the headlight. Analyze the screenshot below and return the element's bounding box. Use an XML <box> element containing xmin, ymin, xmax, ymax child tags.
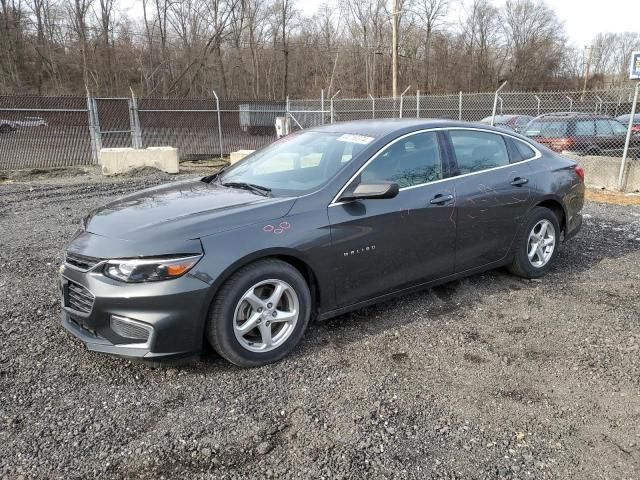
<box><xmin>103</xmin><ymin>255</ymin><xmax>202</xmax><ymax>283</ymax></box>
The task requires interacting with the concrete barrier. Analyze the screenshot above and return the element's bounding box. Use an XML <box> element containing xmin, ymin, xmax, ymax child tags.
<box><xmin>565</xmin><ymin>154</ymin><xmax>640</xmax><ymax>192</ymax></box>
<box><xmin>230</xmin><ymin>150</ymin><xmax>255</xmax><ymax>165</ymax></box>
<box><xmin>99</xmin><ymin>147</ymin><xmax>179</xmax><ymax>176</ymax></box>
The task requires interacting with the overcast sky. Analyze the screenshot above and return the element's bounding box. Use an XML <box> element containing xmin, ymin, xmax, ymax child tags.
<box><xmin>126</xmin><ymin>0</ymin><xmax>639</xmax><ymax>49</ymax></box>
<box><xmin>299</xmin><ymin>0</ymin><xmax>640</xmax><ymax>48</ymax></box>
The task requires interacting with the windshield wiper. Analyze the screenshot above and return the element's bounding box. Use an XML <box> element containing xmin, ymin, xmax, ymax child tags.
<box><xmin>221</xmin><ymin>182</ymin><xmax>272</xmax><ymax>197</ymax></box>
<box><xmin>201</xmin><ymin>165</ymin><xmax>230</xmax><ymax>184</ymax></box>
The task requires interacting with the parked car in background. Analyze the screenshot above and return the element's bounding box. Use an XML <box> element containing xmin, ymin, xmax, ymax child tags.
<box><xmin>616</xmin><ymin>113</ymin><xmax>640</xmax><ymax>134</ymax></box>
<box><xmin>60</xmin><ymin>119</ymin><xmax>584</xmax><ymax>367</ymax></box>
<box><xmin>480</xmin><ymin>114</ymin><xmax>534</xmax><ymax>133</ymax></box>
<box><xmin>0</xmin><ymin>119</ymin><xmax>18</xmax><ymax>133</ymax></box>
<box><xmin>16</xmin><ymin>116</ymin><xmax>47</xmax><ymax>127</ymax></box>
<box><xmin>524</xmin><ymin>113</ymin><xmax>640</xmax><ymax>157</ymax></box>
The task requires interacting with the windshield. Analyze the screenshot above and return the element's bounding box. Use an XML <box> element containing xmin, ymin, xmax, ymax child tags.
<box><xmin>525</xmin><ymin>120</ymin><xmax>568</xmax><ymax>138</ymax></box>
<box><xmin>219</xmin><ymin>131</ymin><xmax>371</xmax><ymax>195</ymax></box>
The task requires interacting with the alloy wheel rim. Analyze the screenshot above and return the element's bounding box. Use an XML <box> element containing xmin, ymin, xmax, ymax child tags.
<box><xmin>527</xmin><ymin>219</ymin><xmax>556</xmax><ymax>268</ymax></box>
<box><xmin>233</xmin><ymin>279</ymin><xmax>299</xmax><ymax>353</ymax></box>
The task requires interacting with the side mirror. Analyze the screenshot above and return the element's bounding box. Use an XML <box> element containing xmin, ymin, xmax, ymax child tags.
<box><xmin>341</xmin><ymin>181</ymin><xmax>399</xmax><ymax>201</ymax></box>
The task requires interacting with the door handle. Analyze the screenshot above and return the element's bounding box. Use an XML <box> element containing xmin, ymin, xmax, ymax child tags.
<box><xmin>429</xmin><ymin>194</ymin><xmax>454</xmax><ymax>205</ymax></box>
<box><xmin>511</xmin><ymin>177</ymin><xmax>529</xmax><ymax>186</ymax></box>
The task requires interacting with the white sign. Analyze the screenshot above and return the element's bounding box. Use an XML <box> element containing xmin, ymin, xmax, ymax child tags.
<box><xmin>336</xmin><ymin>134</ymin><xmax>375</xmax><ymax>145</ymax></box>
<box><xmin>630</xmin><ymin>51</ymin><xmax>640</xmax><ymax>80</ymax></box>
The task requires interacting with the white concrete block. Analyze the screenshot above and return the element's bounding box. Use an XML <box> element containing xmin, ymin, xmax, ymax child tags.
<box><xmin>99</xmin><ymin>147</ymin><xmax>179</xmax><ymax>176</ymax></box>
<box><xmin>229</xmin><ymin>150</ymin><xmax>255</xmax><ymax>165</ymax></box>
<box><xmin>572</xmin><ymin>155</ymin><xmax>640</xmax><ymax>192</ymax></box>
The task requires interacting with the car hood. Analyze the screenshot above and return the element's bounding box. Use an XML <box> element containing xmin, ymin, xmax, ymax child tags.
<box><xmin>83</xmin><ymin>178</ymin><xmax>295</xmax><ymax>246</ymax></box>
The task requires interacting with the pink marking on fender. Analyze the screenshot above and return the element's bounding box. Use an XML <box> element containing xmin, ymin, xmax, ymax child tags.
<box><xmin>263</xmin><ymin>224</ymin><xmax>274</xmax><ymax>232</ymax></box>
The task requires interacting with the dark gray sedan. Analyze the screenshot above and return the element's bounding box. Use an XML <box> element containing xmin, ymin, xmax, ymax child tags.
<box><xmin>60</xmin><ymin>119</ymin><xmax>585</xmax><ymax>367</ymax></box>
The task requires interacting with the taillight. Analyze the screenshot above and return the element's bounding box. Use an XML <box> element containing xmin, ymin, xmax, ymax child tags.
<box><xmin>574</xmin><ymin>165</ymin><xmax>585</xmax><ymax>182</ymax></box>
<box><xmin>632</xmin><ymin>125</ymin><xmax>640</xmax><ymax>133</ymax></box>
<box><xmin>550</xmin><ymin>137</ymin><xmax>575</xmax><ymax>152</ymax></box>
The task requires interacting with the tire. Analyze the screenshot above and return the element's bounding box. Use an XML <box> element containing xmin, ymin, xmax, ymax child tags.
<box><xmin>585</xmin><ymin>147</ymin><xmax>600</xmax><ymax>156</ymax></box>
<box><xmin>507</xmin><ymin>207</ymin><xmax>561</xmax><ymax>279</ymax></box>
<box><xmin>206</xmin><ymin>259</ymin><xmax>311</xmax><ymax>367</ymax></box>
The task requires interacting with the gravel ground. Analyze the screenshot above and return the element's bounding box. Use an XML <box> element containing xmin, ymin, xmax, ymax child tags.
<box><xmin>1</xmin><ymin>168</ymin><xmax>639</xmax><ymax>479</ymax></box>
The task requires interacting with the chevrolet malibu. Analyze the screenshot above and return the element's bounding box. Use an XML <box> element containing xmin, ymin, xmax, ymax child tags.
<box><xmin>60</xmin><ymin>119</ymin><xmax>584</xmax><ymax>367</ymax></box>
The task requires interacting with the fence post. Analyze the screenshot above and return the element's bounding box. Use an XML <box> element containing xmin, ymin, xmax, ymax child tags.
<box><xmin>91</xmin><ymin>97</ymin><xmax>102</xmax><ymax>153</ymax></box>
<box><xmin>369</xmin><ymin>94</ymin><xmax>375</xmax><ymax>119</ymax></box>
<box><xmin>399</xmin><ymin>85</ymin><xmax>411</xmax><ymax>119</ymax></box>
<box><xmin>458</xmin><ymin>91</ymin><xmax>463</xmax><ymax>120</ymax></box>
<box><xmin>128</xmin><ymin>87</ymin><xmax>142</xmax><ymax>149</ymax></box>
<box><xmin>86</xmin><ymin>94</ymin><xmax>98</xmax><ymax>164</ymax></box>
<box><xmin>491</xmin><ymin>81</ymin><xmax>507</xmax><ymax>125</ymax></box>
<box><xmin>617</xmin><ymin>82</ymin><xmax>640</xmax><ymax>191</ymax></box>
<box><xmin>212</xmin><ymin>89</ymin><xmax>224</xmax><ymax>159</ymax></box>
<box><xmin>416</xmin><ymin>90</ymin><xmax>420</xmax><ymax>118</ymax></box>
<box><xmin>320</xmin><ymin>89</ymin><xmax>325</xmax><ymax>125</ymax></box>
<box><xmin>534</xmin><ymin>95</ymin><xmax>541</xmax><ymax>116</ymax></box>
<box><xmin>330</xmin><ymin>90</ymin><xmax>341</xmax><ymax>124</ymax></box>
<box><xmin>565</xmin><ymin>95</ymin><xmax>573</xmax><ymax>111</ymax></box>
<box><xmin>595</xmin><ymin>95</ymin><xmax>603</xmax><ymax>114</ymax></box>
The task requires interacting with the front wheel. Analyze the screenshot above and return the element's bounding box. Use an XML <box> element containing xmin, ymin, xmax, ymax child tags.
<box><xmin>206</xmin><ymin>259</ymin><xmax>311</xmax><ymax>367</ymax></box>
<box><xmin>508</xmin><ymin>207</ymin><xmax>561</xmax><ymax>279</ymax></box>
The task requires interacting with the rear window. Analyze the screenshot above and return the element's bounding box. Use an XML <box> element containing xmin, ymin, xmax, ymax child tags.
<box><xmin>525</xmin><ymin>120</ymin><xmax>568</xmax><ymax>138</ymax></box>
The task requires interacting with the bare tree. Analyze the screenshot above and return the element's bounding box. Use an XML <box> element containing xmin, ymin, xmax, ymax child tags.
<box><xmin>413</xmin><ymin>0</ymin><xmax>448</xmax><ymax>92</ymax></box>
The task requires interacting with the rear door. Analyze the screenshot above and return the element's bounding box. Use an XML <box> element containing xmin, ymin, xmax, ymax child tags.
<box><xmin>444</xmin><ymin>129</ymin><xmax>534</xmax><ymax>273</ymax></box>
<box><xmin>328</xmin><ymin>131</ymin><xmax>457</xmax><ymax>307</ymax></box>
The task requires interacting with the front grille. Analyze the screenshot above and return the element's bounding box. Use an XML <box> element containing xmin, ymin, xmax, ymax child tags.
<box><xmin>66</xmin><ymin>280</ymin><xmax>95</xmax><ymax>314</ymax></box>
<box><xmin>110</xmin><ymin>316</ymin><xmax>151</xmax><ymax>342</ymax></box>
<box><xmin>65</xmin><ymin>251</ymin><xmax>101</xmax><ymax>271</ymax></box>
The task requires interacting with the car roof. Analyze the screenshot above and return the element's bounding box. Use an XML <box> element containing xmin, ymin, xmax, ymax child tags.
<box><xmin>617</xmin><ymin>113</ymin><xmax>640</xmax><ymax>121</ymax></box>
<box><xmin>307</xmin><ymin>118</ymin><xmax>513</xmax><ymax>138</ymax></box>
<box><xmin>531</xmin><ymin>113</ymin><xmax>615</xmax><ymax>121</ymax></box>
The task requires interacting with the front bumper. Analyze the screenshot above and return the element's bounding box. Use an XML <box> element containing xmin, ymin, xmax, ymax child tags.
<box><xmin>59</xmin><ymin>264</ymin><xmax>212</xmax><ymax>359</ymax></box>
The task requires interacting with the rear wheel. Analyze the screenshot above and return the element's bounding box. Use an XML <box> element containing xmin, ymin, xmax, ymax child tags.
<box><xmin>508</xmin><ymin>207</ymin><xmax>560</xmax><ymax>279</ymax></box>
<box><xmin>206</xmin><ymin>259</ymin><xmax>311</xmax><ymax>367</ymax></box>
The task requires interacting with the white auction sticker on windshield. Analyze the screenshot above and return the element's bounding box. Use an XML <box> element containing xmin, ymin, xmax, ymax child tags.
<box><xmin>336</xmin><ymin>134</ymin><xmax>375</xmax><ymax>145</ymax></box>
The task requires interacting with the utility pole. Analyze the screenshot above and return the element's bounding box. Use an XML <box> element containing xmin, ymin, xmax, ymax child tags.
<box><xmin>392</xmin><ymin>0</ymin><xmax>398</xmax><ymax>97</ymax></box>
<box><xmin>581</xmin><ymin>45</ymin><xmax>593</xmax><ymax>99</ymax></box>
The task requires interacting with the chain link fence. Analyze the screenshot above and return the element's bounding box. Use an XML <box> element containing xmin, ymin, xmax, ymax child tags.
<box><xmin>1</xmin><ymin>86</ymin><xmax>639</xmax><ymax>188</ymax></box>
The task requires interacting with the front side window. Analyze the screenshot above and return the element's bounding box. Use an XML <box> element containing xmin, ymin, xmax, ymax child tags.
<box><xmin>595</xmin><ymin>119</ymin><xmax>613</xmax><ymax>136</ymax></box>
<box><xmin>609</xmin><ymin>120</ymin><xmax>627</xmax><ymax>136</ymax></box>
<box><xmin>449</xmin><ymin>130</ymin><xmax>509</xmax><ymax>174</ymax></box>
<box><xmin>220</xmin><ymin>131</ymin><xmax>370</xmax><ymax>195</ymax></box>
<box><xmin>359</xmin><ymin>132</ymin><xmax>442</xmax><ymax>188</ymax></box>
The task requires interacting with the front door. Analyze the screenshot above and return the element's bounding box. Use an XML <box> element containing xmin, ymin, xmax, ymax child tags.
<box><xmin>328</xmin><ymin>131</ymin><xmax>457</xmax><ymax>308</ymax></box>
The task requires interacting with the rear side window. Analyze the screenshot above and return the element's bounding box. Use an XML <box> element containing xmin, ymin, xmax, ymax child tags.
<box><xmin>595</xmin><ymin>119</ymin><xmax>613</xmax><ymax>135</ymax></box>
<box><xmin>513</xmin><ymin>140</ymin><xmax>536</xmax><ymax>161</ymax></box>
<box><xmin>449</xmin><ymin>130</ymin><xmax>509</xmax><ymax>174</ymax></box>
<box><xmin>575</xmin><ymin>120</ymin><xmax>595</xmax><ymax>136</ymax></box>
<box><xmin>525</xmin><ymin>120</ymin><xmax>568</xmax><ymax>138</ymax></box>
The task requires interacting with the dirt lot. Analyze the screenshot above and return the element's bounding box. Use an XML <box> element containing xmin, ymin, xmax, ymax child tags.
<box><xmin>1</xmin><ymin>168</ymin><xmax>639</xmax><ymax>479</ymax></box>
